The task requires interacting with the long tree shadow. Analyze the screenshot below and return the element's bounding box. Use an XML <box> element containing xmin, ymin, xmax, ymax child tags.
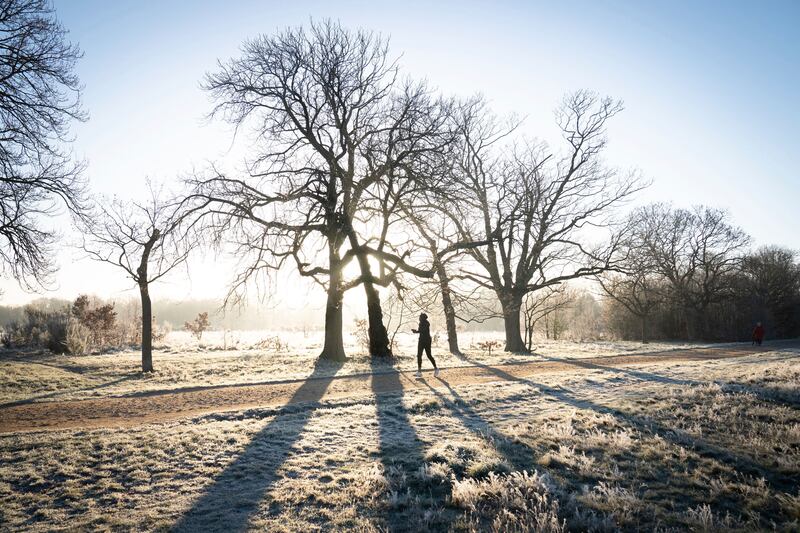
<box><xmin>172</xmin><ymin>358</ymin><xmax>343</xmax><ymax>532</ymax></box>
<box><xmin>460</xmin><ymin>355</ymin><xmax>799</xmax><ymax>494</ymax></box>
<box><xmin>0</xmin><ymin>374</ymin><xmax>141</xmax><ymax>408</ymax></box>
<box><xmin>421</xmin><ymin>378</ymin><xmax>538</xmax><ymax>473</ymax></box>
<box><xmin>539</xmin><ymin>354</ymin><xmax>800</xmax><ymax>409</ymax></box>
<box><xmin>369</xmin><ymin>360</ymin><xmax>454</xmax><ymax>532</ymax></box>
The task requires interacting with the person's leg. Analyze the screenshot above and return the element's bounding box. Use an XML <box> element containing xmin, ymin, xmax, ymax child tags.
<box><xmin>417</xmin><ymin>341</ymin><xmax>423</xmax><ymax>371</ymax></box>
<box><xmin>425</xmin><ymin>342</ymin><xmax>436</xmax><ymax>368</ymax></box>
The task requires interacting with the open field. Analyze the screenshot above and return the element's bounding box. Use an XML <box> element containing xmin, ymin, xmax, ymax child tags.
<box><xmin>0</xmin><ymin>330</ymin><xmax>735</xmax><ymax>404</ymax></box>
<box><xmin>1</xmin><ymin>340</ymin><xmax>798</xmax><ymax>531</ymax></box>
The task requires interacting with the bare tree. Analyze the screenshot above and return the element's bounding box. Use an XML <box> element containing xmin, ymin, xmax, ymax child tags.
<box><xmin>598</xmin><ymin>272</ymin><xmax>662</xmax><ymax>343</ymax></box>
<box><xmin>0</xmin><ymin>0</ymin><xmax>87</xmax><ymax>288</ymax></box>
<box><xmin>522</xmin><ymin>285</ymin><xmax>573</xmax><ymax>350</ymax></box>
<box><xmin>192</xmin><ymin>21</ymin><xmax>452</xmax><ymax>360</ymax></box>
<box><xmin>597</xmin><ymin>223</ymin><xmax>664</xmax><ymax>343</ymax></box>
<box><xmin>398</xmin><ymin>208</ymin><xmax>499</xmax><ymax>355</ymax></box>
<box><xmin>630</xmin><ymin>203</ymin><xmax>749</xmax><ymax>339</ymax></box>
<box><xmin>740</xmin><ymin>246</ymin><xmax>800</xmax><ymax>338</ymax></box>
<box><xmin>79</xmin><ymin>184</ymin><xmax>190</xmax><ymax>372</ymax></box>
<box><xmin>451</xmin><ymin>92</ymin><xmax>644</xmax><ymax>352</ymax></box>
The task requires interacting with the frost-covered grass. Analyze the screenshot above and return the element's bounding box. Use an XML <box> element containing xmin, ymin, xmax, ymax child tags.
<box><xmin>0</xmin><ymin>330</ymin><xmax>739</xmax><ymax>404</ymax></box>
<box><xmin>1</xmin><ymin>350</ymin><xmax>798</xmax><ymax>531</ymax></box>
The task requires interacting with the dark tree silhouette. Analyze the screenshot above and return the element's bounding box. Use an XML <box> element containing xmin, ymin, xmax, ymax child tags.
<box><xmin>192</xmin><ymin>21</ymin><xmax>453</xmax><ymax>360</ymax></box>
<box><xmin>449</xmin><ymin>93</ymin><xmax>643</xmax><ymax>352</ymax></box>
<box><xmin>740</xmin><ymin>246</ymin><xmax>800</xmax><ymax>338</ymax></box>
<box><xmin>630</xmin><ymin>203</ymin><xmax>750</xmax><ymax>340</ymax></box>
<box><xmin>79</xmin><ymin>184</ymin><xmax>190</xmax><ymax>372</ymax></box>
<box><xmin>598</xmin><ymin>222</ymin><xmax>664</xmax><ymax>343</ymax></box>
<box><xmin>598</xmin><ymin>271</ymin><xmax>662</xmax><ymax>344</ymax></box>
<box><xmin>0</xmin><ymin>0</ymin><xmax>87</xmax><ymax>288</ymax></box>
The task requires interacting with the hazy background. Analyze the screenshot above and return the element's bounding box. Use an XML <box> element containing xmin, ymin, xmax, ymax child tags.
<box><xmin>1</xmin><ymin>0</ymin><xmax>797</xmax><ymax>323</ymax></box>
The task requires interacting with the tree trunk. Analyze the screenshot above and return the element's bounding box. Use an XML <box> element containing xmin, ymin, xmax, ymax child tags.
<box><xmin>348</xmin><ymin>232</ymin><xmax>391</xmax><ymax>357</ymax></box>
<box><xmin>140</xmin><ymin>283</ymin><xmax>154</xmax><ymax>372</ymax></box>
<box><xmin>501</xmin><ymin>295</ymin><xmax>528</xmax><ymax>353</ymax></box>
<box><xmin>363</xmin><ymin>280</ymin><xmax>392</xmax><ymax>357</ymax></box>
<box><xmin>435</xmin><ymin>260</ymin><xmax>461</xmax><ymax>355</ymax></box>
<box><xmin>320</xmin><ymin>287</ymin><xmax>346</xmax><ymax>361</ymax></box>
<box><xmin>320</xmin><ymin>253</ymin><xmax>346</xmax><ymax>361</ymax></box>
<box><xmin>641</xmin><ymin>314</ymin><xmax>649</xmax><ymax>344</ymax></box>
<box><xmin>525</xmin><ymin>317</ymin><xmax>534</xmax><ymax>351</ymax></box>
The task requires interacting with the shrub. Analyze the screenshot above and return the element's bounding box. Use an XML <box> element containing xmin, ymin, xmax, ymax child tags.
<box><xmin>184</xmin><ymin>312</ymin><xmax>210</xmax><ymax>341</ymax></box>
<box><xmin>65</xmin><ymin>319</ymin><xmax>91</xmax><ymax>355</ymax></box>
<box><xmin>476</xmin><ymin>340</ymin><xmax>502</xmax><ymax>356</ymax></box>
<box><xmin>11</xmin><ymin>305</ymin><xmax>72</xmax><ymax>353</ymax></box>
<box><xmin>71</xmin><ymin>295</ymin><xmax>118</xmax><ymax>350</ymax></box>
<box><xmin>254</xmin><ymin>335</ymin><xmax>288</xmax><ymax>352</ymax></box>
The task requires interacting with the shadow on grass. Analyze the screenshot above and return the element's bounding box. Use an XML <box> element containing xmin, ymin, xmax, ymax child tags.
<box><xmin>172</xmin><ymin>358</ymin><xmax>343</xmax><ymax>532</ymax></box>
<box><xmin>369</xmin><ymin>359</ymin><xmax>454</xmax><ymax>532</ymax></box>
<box><xmin>540</xmin><ymin>355</ymin><xmax>700</xmax><ymax>387</ymax></box>
<box><xmin>460</xmin><ymin>355</ymin><xmax>799</xmax><ymax>495</ymax></box>
<box><xmin>540</xmin><ymin>353</ymin><xmax>800</xmax><ymax>409</ymax></box>
<box><xmin>421</xmin><ymin>378</ymin><xmax>538</xmax><ymax>473</ymax></box>
<box><xmin>0</xmin><ymin>373</ymin><xmax>141</xmax><ymax>408</ymax></box>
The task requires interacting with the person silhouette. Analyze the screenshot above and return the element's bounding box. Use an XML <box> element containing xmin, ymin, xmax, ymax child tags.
<box><xmin>752</xmin><ymin>322</ymin><xmax>765</xmax><ymax>346</ymax></box>
<box><xmin>412</xmin><ymin>313</ymin><xmax>438</xmax><ymax>377</ymax></box>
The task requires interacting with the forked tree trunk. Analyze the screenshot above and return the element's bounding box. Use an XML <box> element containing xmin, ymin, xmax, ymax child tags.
<box><xmin>348</xmin><ymin>232</ymin><xmax>392</xmax><ymax>357</ymax></box>
<box><xmin>140</xmin><ymin>283</ymin><xmax>154</xmax><ymax>372</ymax></box>
<box><xmin>363</xmin><ymin>280</ymin><xmax>392</xmax><ymax>357</ymax></box>
<box><xmin>435</xmin><ymin>260</ymin><xmax>462</xmax><ymax>355</ymax></box>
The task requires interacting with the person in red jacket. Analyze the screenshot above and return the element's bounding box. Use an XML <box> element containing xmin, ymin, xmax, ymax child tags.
<box><xmin>752</xmin><ymin>322</ymin><xmax>765</xmax><ymax>346</ymax></box>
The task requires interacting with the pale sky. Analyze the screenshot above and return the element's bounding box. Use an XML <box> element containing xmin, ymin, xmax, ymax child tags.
<box><xmin>2</xmin><ymin>0</ymin><xmax>798</xmax><ymax>307</ymax></box>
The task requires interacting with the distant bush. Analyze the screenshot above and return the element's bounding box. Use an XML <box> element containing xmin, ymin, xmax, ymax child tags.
<box><xmin>184</xmin><ymin>312</ymin><xmax>211</xmax><ymax>341</ymax></box>
<box><xmin>254</xmin><ymin>335</ymin><xmax>288</xmax><ymax>352</ymax></box>
<box><xmin>476</xmin><ymin>340</ymin><xmax>502</xmax><ymax>356</ymax></box>
<box><xmin>0</xmin><ymin>295</ymin><xmax>154</xmax><ymax>355</ymax></box>
<box><xmin>65</xmin><ymin>319</ymin><xmax>92</xmax><ymax>355</ymax></box>
<box><xmin>72</xmin><ymin>295</ymin><xmax>118</xmax><ymax>348</ymax></box>
<box><xmin>3</xmin><ymin>304</ymin><xmax>72</xmax><ymax>353</ymax></box>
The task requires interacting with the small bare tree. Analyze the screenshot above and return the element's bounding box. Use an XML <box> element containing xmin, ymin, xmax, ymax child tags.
<box><xmin>79</xmin><ymin>184</ymin><xmax>190</xmax><ymax>372</ymax></box>
<box><xmin>0</xmin><ymin>0</ymin><xmax>88</xmax><ymax>288</ymax></box>
<box><xmin>522</xmin><ymin>286</ymin><xmax>574</xmax><ymax>350</ymax></box>
<box><xmin>597</xmin><ymin>223</ymin><xmax>664</xmax><ymax>343</ymax></box>
<box><xmin>184</xmin><ymin>312</ymin><xmax>211</xmax><ymax>342</ymax></box>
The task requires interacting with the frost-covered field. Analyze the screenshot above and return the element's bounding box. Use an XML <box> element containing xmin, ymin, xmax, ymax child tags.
<box><xmin>0</xmin><ymin>349</ymin><xmax>798</xmax><ymax>531</ymax></box>
<box><xmin>0</xmin><ymin>330</ymin><xmax>735</xmax><ymax>404</ymax></box>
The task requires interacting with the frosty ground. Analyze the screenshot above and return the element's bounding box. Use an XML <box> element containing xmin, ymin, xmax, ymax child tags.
<box><xmin>0</xmin><ymin>337</ymin><xmax>798</xmax><ymax>532</ymax></box>
<box><xmin>0</xmin><ymin>330</ymin><xmax>735</xmax><ymax>404</ymax></box>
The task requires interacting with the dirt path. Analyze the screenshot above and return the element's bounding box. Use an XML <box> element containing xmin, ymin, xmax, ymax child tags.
<box><xmin>0</xmin><ymin>343</ymin><xmax>789</xmax><ymax>434</ymax></box>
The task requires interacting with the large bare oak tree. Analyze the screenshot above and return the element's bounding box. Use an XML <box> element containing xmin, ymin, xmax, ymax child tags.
<box><xmin>450</xmin><ymin>92</ymin><xmax>643</xmax><ymax>352</ymax></box>
<box><xmin>191</xmin><ymin>21</ymin><xmax>453</xmax><ymax>360</ymax></box>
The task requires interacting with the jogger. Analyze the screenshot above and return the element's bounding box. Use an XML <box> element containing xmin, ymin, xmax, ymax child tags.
<box><xmin>412</xmin><ymin>313</ymin><xmax>438</xmax><ymax>377</ymax></box>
